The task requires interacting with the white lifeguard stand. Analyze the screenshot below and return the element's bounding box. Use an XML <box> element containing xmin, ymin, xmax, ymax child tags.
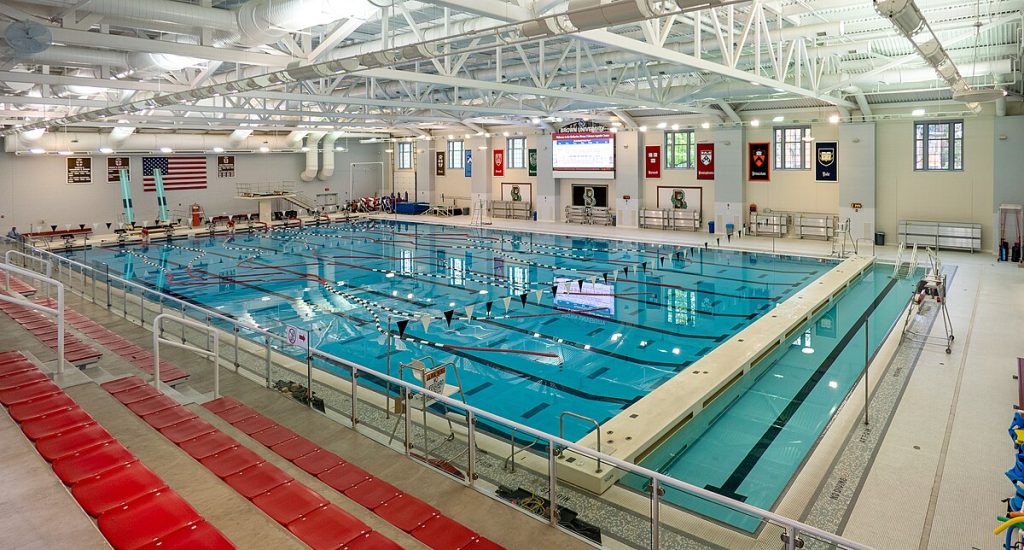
<box><xmin>387</xmin><ymin>357</ymin><xmax>468</xmax><ymax>468</ymax></box>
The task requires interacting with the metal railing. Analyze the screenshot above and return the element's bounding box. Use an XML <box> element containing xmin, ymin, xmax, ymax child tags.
<box><xmin>0</xmin><ymin>261</ymin><xmax>66</xmax><ymax>374</ymax></box>
<box><xmin>559</xmin><ymin>411</ymin><xmax>603</xmax><ymax>474</ymax></box>
<box><xmin>153</xmin><ymin>313</ymin><xmax>220</xmax><ymax>396</ymax></box>
<box><xmin>0</xmin><ymin>235</ymin><xmax>874</xmax><ymax>550</ymax></box>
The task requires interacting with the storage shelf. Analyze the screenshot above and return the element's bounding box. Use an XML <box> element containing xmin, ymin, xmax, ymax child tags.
<box><xmin>566</xmin><ymin>206</ymin><xmax>613</xmax><ymax>225</ymax></box>
<box><xmin>639</xmin><ymin>209</ymin><xmax>701</xmax><ymax>231</ymax></box>
<box><xmin>898</xmin><ymin>220</ymin><xmax>981</xmax><ymax>252</ymax></box>
<box><xmin>491</xmin><ymin>200</ymin><xmax>532</xmax><ymax>220</ymax></box>
<box><xmin>749</xmin><ymin>213</ymin><xmax>788</xmax><ymax>237</ymax></box>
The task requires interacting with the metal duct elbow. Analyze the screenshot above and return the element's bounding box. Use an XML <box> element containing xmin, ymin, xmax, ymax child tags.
<box><xmin>318</xmin><ymin>132</ymin><xmax>342</xmax><ymax>181</ymax></box>
<box><xmin>236</xmin><ymin>0</ymin><xmax>375</xmax><ymax>47</ymax></box>
<box><xmin>301</xmin><ymin>132</ymin><xmax>325</xmax><ymax>182</ymax></box>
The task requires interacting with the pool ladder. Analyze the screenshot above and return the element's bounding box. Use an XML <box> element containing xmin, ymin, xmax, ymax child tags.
<box><xmin>893</xmin><ymin>242</ymin><xmax>919</xmax><ymax>279</ymax></box>
<box><xmin>557</xmin><ymin>411</ymin><xmax>603</xmax><ymax>474</ymax></box>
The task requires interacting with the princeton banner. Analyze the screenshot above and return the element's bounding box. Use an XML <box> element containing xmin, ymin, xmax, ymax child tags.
<box><xmin>435</xmin><ymin>151</ymin><xmax>445</xmax><ymax>176</ymax></box>
<box><xmin>644</xmin><ymin>145</ymin><xmax>661</xmax><ymax>178</ymax></box>
<box><xmin>107</xmin><ymin>157</ymin><xmax>130</xmax><ymax>183</ymax></box>
<box><xmin>748</xmin><ymin>142</ymin><xmax>770</xmax><ymax>181</ymax></box>
<box><xmin>493</xmin><ymin>149</ymin><xmax>505</xmax><ymax>176</ymax></box>
<box><xmin>696</xmin><ymin>143</ymin><xmax>714</xmax><ymax>180</ymax></box>
<box><xmin>528</xmin><ymin>148</ymin><xmax>537</xmax><ymax>176</ymax></box>
<box><xmin>815</xmin><ymin>142</ymin><xmax>838</xmax><ymax>182</ymax></box>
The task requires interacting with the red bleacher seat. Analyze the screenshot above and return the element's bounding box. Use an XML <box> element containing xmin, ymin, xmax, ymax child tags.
<box><xmin>232</xmin><ymin>414</ymin><xmax>277</xmax><ymax>435</ymax></box>
<box><xmin>374</xmin><ymin>494</ymin><xmax>439</xmax><ymax>532</ymax></box>
<box><xmin>20</xmin><ymin>407</ymin><xmax>94</xmax><ymax>440</ymax></box>
<box><xmin>0</xmin><ymin>369</ymin><xmax>49</xmax><ymax>390</ymax></box>
<box><xmin>201</xmin><ymin>396</ymin><xmax>242</xmax><ymax>414</ymax></box>
<box><xmin>52</xmin><ymin>442</ymin><xmax>138</xmax><ymax>484</ymax></box>
<box><xmin>126</xmin><ymin>395</ymin><xmax>180</xmax><ymax>416</ymax></box>
<box><xmin>461</xmin><ymin>536</ymin><xmax>505</xmax><ymax>549</ymax></box>
<box><xmin>97</xmin><ymin>490</ymin><xmax>202</xmax><ymax>550</ymax></box>
<box><xmin>342</xmin><ymin>531</ymin><xmax>404</xmax><ymax>550</ymax></box>
<box><xmin>0</xmin><ymin>359</ymin><xmax>34</xmax><ymax>377</ymax></box>
<box><xmin>0</xmin><ymin>379</ymin><xmax>62</xmax><ymax>405</ymax></box>
<box><xmin>271</xmin><ymin>435</ymin><xmax>318</xmax><ymax>460</ymax></box>
<box><xmin>344</xmin><ymin>477</ymin><xmax>402</xmax><ymax>510</ymax></box>
<box><xmin>411</xmin><ymin>515</ymin><xmax>479</xmax><ymax>550</ymax></box>
<box><xmin>200</xmin><ymin>446</ymin><xmax>265</xmax><ymax>478</ymax></box>
<box><xmin>286</xmin><ymin>504</ymin><xmax>370</xmax><ymax>550</ymax></box>
<box><xmin>215</xmin><ymin>404</ymin><xmax>258</xmax><ymax>424</ymax></box>
<box><xmin>223</xmin><ymin>462</ymin><xmax>293</xmax><ymax>499</ymax></box>
<box><xmin>159</xmin><ymin>417</ymin><xmax>217</xmax><ymax>444</ymax></box>
<box><xmin>99</xmin><ymin>376</ymin><xmax>146</xmax><ymax>394</ymax></box>
<box><xmin>251</xmin><ymin>480</ymin><xmax>328</xmax><ymax>525</ymax></box>
<box><xmin>249</xmin><ymin>424</ymin><xmax>298</xmax><ymax>447</ymax></box>
<box><xmin>72</xmin><ymin>462</ymin><xmax>168</xmax><ymax>517</ymax></box>
<box><xmin>110</xmin><ymin>384</ymin><xmax>162</xmax><ymax>405</ymax></box>
<box><xmin>317</xmin><ymin>463</ymin><xmax>372</xmax><ymax>492</ymax></box>
<box><xmin>135</xmin><ymin>520</ymin><xmax>235</xmax><ymax>550</ymax></box>
<box><xmin>35</xmin><ymin>423</ymin><xmax>114</xmax><ymax>461</ymax></box>
<box><xmin>142</xmin><ymin>406</ymin><xmax>198</xmax><ymax>430</ymax></box>
<box><xmin>8</xmin><ymin>393</ymin><xmax>76</xmax><ymax>422</ymax></box>
<box><xmin>179</xmin><ymin>431</ymin><xmax>238</xmax><ymax>460</ymax></box>
<box><xmin>293</xmin><ymin>449</ymin><xmax>345</xmax><ymax>475</ymax></box>
<box><xmin>0</xmin><ymin>351</ymin><xmax>27</xmax><ymax>362</ymax></box>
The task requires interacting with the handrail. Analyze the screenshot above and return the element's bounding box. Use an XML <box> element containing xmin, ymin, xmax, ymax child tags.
<box><xmin>0</xmin><ymin>261</ymin><xmax>65</xmax><ymax>374</ymax></box>
<box><xmin>1</xmin><ymin>235</ymin><xmax>874</xmax><ymax>550</ymax></box>
<box><xmin>892</xmin><ymin>241</ymin><xmax>905</xmax><ymax>276</ymax></box>
<box><xmin>5</xmin><ymin>250</ymin><xmax>53</xmax><ymax>282</ymax></box>
<box><xmin>559</xmin><ymin>411</ymin><xmax>603</xmax><ymax>473</ymax></box>
<box><xmin>152</xmin><ymin>313</ymin><xmax>220</xmax><ymax>396</ymax></box>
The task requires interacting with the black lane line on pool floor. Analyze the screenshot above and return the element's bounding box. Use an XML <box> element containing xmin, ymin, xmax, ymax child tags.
<box><xmin>704</xmin><ymin>276</ymin><xmax>899</xmax><ymax>503</ymax></box>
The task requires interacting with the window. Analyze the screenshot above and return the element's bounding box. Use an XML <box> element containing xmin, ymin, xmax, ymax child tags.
<box><xmin>665</xmin><ymin>130</ymin><xmax>695</xmax><ymax>168</ymax></box>
<box><xmin>396</xmin><ymin>142</ymin><xmax>413</xmax><ymax>170</ymax></box>
<box><xmin>447</xmin><ymin>140</ymin><xmax>464</xmax><ymax>169</ymax></box>
<box><xmin>773</xmin><ymin>126</ymin><xmax>811</xmax><ymax>170</ymax></box>
<box><xmin>914</xmin><ymin>120</ymin><xmax>963</xmax><ymax>171</ymax></box>
<box><xmin>507</xmin><ymin>137</ymin><xmax>526</xmax><ymax>169</ymax></box>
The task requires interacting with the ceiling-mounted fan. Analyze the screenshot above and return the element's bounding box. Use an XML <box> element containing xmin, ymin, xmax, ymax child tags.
<box><xmin>3</xmin><ymin>20</ymin><xmax>52</xmax><ymax>56</ymax></box>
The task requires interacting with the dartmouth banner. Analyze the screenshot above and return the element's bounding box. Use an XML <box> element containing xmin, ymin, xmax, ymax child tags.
<box><xmin>815</xmin><ymin>141</ymin><xmax>838</xmax><ymax>182</ymax></box>
<box><xmin>528</xmin><ymin>148</ymin><xmax>537</xmax><ymax>176</ymax></box>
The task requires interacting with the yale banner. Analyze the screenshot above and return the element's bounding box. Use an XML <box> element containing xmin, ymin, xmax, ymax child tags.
<box><xmin>815</xmin><ymin>142</ymin><xmax>838</xmax><ymax>182</ymax></box>
<box><xmin>748</xmin><ymin>142</ymin><xmax>770</xmax><ymax>181</ymax></box>
<box><xmin>696</xmin><ymin>143</ymin><xmax>714</xmax><ymax>180</ymax></box>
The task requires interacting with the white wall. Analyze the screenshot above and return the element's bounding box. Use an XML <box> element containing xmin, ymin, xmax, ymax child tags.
<box><xmin>0</xmin><ymin>142</ymin><xmax>386</xmax><ymax>231</ymax></box>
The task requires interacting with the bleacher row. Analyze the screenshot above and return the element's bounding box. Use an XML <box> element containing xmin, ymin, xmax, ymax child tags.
<box><xmin>0</xmin><ymin>289</ymin><xmax>103</xmax><ymax>368</ymax></box>
<box><xmin>0</xmin><ymin>351</ymin><xmax>234</xmax><ymax>550</ymax></box>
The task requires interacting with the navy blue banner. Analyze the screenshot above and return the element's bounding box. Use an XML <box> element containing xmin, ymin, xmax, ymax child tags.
<box><xmin>815</xmin><ymin>141</ymin><xmax>838</xmax><ymax>182</ymax></box>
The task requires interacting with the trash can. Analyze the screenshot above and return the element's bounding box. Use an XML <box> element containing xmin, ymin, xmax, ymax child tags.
<box><xmin>708</xmin><ymin>221</ymin><xmax>716</xmax><ymax>234</ymax></box>
<box><xmin>874</xmin><ymin>231</ymin><xmax>885</xmax><ymax>246</ymax></box>
<box><xmin>725</xmin><ymin>223</ymin><xmax>735</xmax><ymax>235</ymax></box>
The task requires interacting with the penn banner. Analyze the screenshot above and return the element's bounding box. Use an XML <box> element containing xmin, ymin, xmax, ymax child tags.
<box><xmin>645</xmin><ymin>145</ymin><xmax>661</xmax><ymax>178</ymax></box>
<box><xmin>493</xmin><ymin>149</ymin><xmax>505</xmax><ymax>176</ymax></box>
<box><xmin>107</xmin><ymin>157</ymin><xmax>130</xmax><ymax>183</ymax></box>
<box><xmin>696</xmin><ymin>143</ymin><xmax>714</xmax><ymax>180</ymax></box>
<box><xmin>815</xmin><ymin>141</ymin><xmax>838</xmax><ymax>182</ymax></box>
<box><xmin>67</xmin><ymin>157</ymin><xmax>92</xmax><ymax>184</ymax></box>
<box><xmin>748</xmin><ymin>142</ymin><xmax>770</xmax><ymax>181</ymax></box>
<box><xmin>464</xmin><ymin>149</ymin><xmax>472</xmax><ymax>177</ymax></box>
<box><xmin>435</xmin><ymin>151</ymin><xmax>445</xmax><ymax>176</ymax></box>
<box><xmin>528</xmin><ymin>148</ymin><xmax>537</xmax><ymax>176</ymax></box>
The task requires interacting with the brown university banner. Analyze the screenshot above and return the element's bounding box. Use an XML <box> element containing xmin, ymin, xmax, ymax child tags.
<box><xmin>435</xmin><ymin>151</ymin><xmax>446</xmax><ymax>176</ymax></box>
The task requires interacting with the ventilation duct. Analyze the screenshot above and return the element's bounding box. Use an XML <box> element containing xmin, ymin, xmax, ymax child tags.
<box><xmin>301</xmin><ymin>132</ymin><xmax>325</xmax><ymax>182</ymax></box>
<box><xmin>229</xmin><ymin>128</ymin><xmax>254</xmax><ymax>145</ymax></box>
<box><xmin>237</xmin><ymin>0</ymin><xmax>376</xmax><ymax>47</ymax></box>
<box><xmin>318</xmin><ymin>132</ymin><xmax>342</xmax><ymax>181</ymax></box>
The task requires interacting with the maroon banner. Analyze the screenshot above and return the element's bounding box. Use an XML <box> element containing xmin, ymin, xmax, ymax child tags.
<box><xmin>493</xmin><ymin>149</ymin><xmax>505</xmax><ymax>177</ymax></box>
<box><xmin>748</xmin><ymin>142</ymin><xmax>770</xmax><ymax>181</ymax></box>
<box><xmin>696</xmin><ymin>143</ymin><xmax>715</xmax><ymax>180</ymax></box>
<box><xmin>645</xmin><ymin>145</ymin><xmax>661</xmax><ymax>178</ymax></box>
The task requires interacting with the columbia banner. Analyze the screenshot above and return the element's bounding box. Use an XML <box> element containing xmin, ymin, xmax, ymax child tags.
<box><xmin>815</xmin><ymin>141</ymin><xmax>838</xmax><ymax>182</ymax></box>
<box><xmin>645</xmin><ymin>145</ymin><xmax>661</xmax><ymax>178</ymax></box>
<box><xmin>528</xmin><ymin>148</ymin><xmax>537</xmax><ymax>176</ymax></box>
<box><xmin>748</xmin><ymin>142</ymin><xmax>770</xmax><ymax>181</ymax></box>
<box><xmin>493</xmin><ymin>149</ymin><xmax>505</xmax><ymax>176</ymax></box>
<box><xmin>696</xmin><ymin>143</ymin><xmax>714</xmax><ymax>180</ymax></box>
<box><xmin>435</xmin><ymin>152</ymin><xmax>445</xmax><ymax>176</ymax></box>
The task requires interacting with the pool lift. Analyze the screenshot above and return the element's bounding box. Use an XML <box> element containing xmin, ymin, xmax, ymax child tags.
<box><xmin>830</xmin><ymin>217</ymin><xmax>857</xmax><ymax>257</ymax></box>
<box><xmin>900</xmin><ymin>247</ymin><xmax>954</xmax><ymax>353</ymax></box>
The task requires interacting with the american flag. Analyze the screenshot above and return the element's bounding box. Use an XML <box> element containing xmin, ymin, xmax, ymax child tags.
<box><xmin>142</xmin><ymin>156</ymin><xmax>207</xmax><ymax>191</ymax></box>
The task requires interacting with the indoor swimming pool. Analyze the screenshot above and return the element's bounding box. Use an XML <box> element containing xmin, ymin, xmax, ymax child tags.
<box><xmin>59</xmin><ymin>220</ymin><xmax>914</xmax><ymax>529</ymax></box>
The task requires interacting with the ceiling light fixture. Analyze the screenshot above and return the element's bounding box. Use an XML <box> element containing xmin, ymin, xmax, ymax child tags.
<box><xmin>772</xmin><ymin>116</ymin><xmax>784</xmax><ymax>123</ymax></box>
<box><xmin>160</xmin><ymin>147</ymin><xmax>173</xmax><ymax>153</ymax></box>
<box><xmin>911</xmin><ymin>108</ymin><xmax>925</xmax><ymax>116</ymax></box>
<box><xmin>750</xmin><ymin>119</ymin><xmax>760</xmax><ymax>127</ymax></box>
<box><xmin>701</xmin><ymin>122</ymin><xmax>710</xmax><ymax>129</ymax></box>
<box><xmin>99</xmin><ymin>147</ymin><xmax>113</xmax><ymax>154</ymax></box>
<box><xmin>212</xmin><ymin>146</ymin><xmax>225</xmax><ymax>153</ymax></box>
<box><xmin>638</xmin><ymin>125</ymin><xmax>648</xmax><ymax>132</ymax></box>
<box><xmin>29</xmin><ymin>148</ymin><xmax>45</xmax><ymax>154</ymax></box>
<box><xmin>829</xmin><ymin>114</ymin><xmax>841</xmax><ymax>124</ymax></box>
<box><xmin>656</xmin><ymin>122</ymin><xmax>667</xmax><ymax>129</ymax></box>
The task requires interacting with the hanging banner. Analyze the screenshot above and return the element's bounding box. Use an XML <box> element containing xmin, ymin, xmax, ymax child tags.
<box><xmin>217</xmin><ymin>155</ymin><xmax>235</xmax><ymax>178</ymax></box>
<box><xmin>645</xmin><ymin>145</ymin><xmax>661</xmax><ymax>178</ymax></box>
<box><xmin>493</xmin><ymin>149</ymin><xmax>505</xmax><ymax>177</ymax></box>
<box><xmin>748</xmin><ymin>142</ymin><xmax>770</xmax><ymax>181</ymax></box>
<box><xmin>528</xmin><ymin>148</ymin><xmax>537</xmax><ymax>176</ymax></box>
<box><xmin>464</xmin><ymin>149</ymin><xmax>472</xmax><ymax>177</ymax></box>
<box><xmin>107</xmin><ymin>157</ymin><xmax>130</xmax><ymax>183</ymax></box>
<box><xmin>696</xmin><ymin>143</ymin><xmax>715</xmax><ymax>180</ymax></box>
<box><xmin>435</xmin><ymin>151</ymin><xmax>445</xmax><ymax>176</ymax></box>
<box><xmin>67</xmin><ymin>157</ymin><xmax>92</xmax><ymax>184</ymax></box>
<box><xmin>815</xmin><ymin>141</ymin><xmax>838</xmax><ymax>182</ymax></box>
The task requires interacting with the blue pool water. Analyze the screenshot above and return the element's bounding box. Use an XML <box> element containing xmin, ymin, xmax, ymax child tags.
<box><xmin>62</xmin><ymin>220</ymin><xmax>834</xmax><ymax>443</ymax></box>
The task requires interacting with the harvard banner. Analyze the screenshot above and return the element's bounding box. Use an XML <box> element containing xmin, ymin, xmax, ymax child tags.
<box><xmin>107</xmin><ymin>157</ymin><xmax>130</xmax><ymax>183</ymax></box>
<box><xmin>464</xmin><ymin>149</ymin><xmax>472</xmax><ymax>177</ymax></box>
<box><xmin>696</xmin><ymin>143</ymin><xmax>714</xmax><ymax>180</ymax></box>
<box><xmin>748</xmin><ymin>142</ymin><xmax>770</xmax><ymax>181</ymax></box>
<box><xmin>493</xmin><ymin>149</ymin><xmax>505</xmax><ymax>176</ymax></box>
<box><xmin>67</xmin><ymin>157</ymin><xmax>92</xmax><ymax>184</ymax></box>
<box><xmin>528</xmin><ymin>148</ymin><xmax>537</xmax><ymax>176</ymax></box>
<box><xmin>645</xmin><ymin>145</ymin><xmax>661</xmax><ymax>178</ymax></box>
<box><xmin>815</xmin><ymin>142</ymin><xmax>838</xmax><ymax>182</ymax></box>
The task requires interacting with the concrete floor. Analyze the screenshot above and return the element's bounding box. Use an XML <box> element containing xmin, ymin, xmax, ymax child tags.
<box><xmin>3</xmin><ymin>217</ymin><xmax>1022</xmax><ymax>550</ymax></box>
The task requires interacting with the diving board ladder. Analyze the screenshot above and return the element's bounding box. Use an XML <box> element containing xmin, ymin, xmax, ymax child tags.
<box><xmin>118</xmin><ymin>169</ymin><xmax>135</xmax><ymax>227</ymax></box>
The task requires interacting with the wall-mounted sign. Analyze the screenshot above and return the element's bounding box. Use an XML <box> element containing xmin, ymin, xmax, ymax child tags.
<box><xmin>493</xmin><ymin>149</ymin><xmax>505</xmax><ymax>177</ymax></box>
<box><xmin>815</xmin><ymin>142</ymin><xmax>838</xmax><ymax>182</ymax></box>
<box><xmin>528</xmin><ymin>148</ymin><xmax>537</xmax><ymax>176</ymax></box>
<box><xmin>107</xmin><ymin>157</ymin><xmax>130</xmax><ymax>183</ymax></box>
<box><xmin>217</xmin><ymin>155</ymin><xmax>235</xmax><ymax>178</ymax></box>
<box><xmin>558</xmin><ymin>120</ymin><xmax>607</xmax><ymax>132</ymax></box>
<box><xmin>435</xmin><ymin>151</ymin><xmax>445</xmax><ymax>176</ymax></box>
<box><xmin>696</xmin><ymin>143</ymin><xmax>715</xmax><ymax>180</ymax></box>
<box><xmin>67</xmin><ymin>157</ymin><xmax>92</xmax><ymax>185</ymax></box>
<box><xmin>645</xmin><ymin>145</ymin><xmax>661</xmax><ymax>178</ymax></box>
<box><xmin>748</xmin><ymin>142</ymin><xmax>770</xmax><ymax>181</ymax></box>
<box><xmin>464</xmin><ymin>149</ymin><xmax>472</xmax><ymax>177</ymax></box>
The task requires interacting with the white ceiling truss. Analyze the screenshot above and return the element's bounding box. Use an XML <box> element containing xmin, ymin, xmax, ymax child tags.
<box><xmin>0</xmin><ymin>0</ymin><xmax>1019</xmax><ymax>139</ymax></box>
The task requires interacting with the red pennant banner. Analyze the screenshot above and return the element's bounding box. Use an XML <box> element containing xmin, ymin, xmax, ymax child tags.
<box><xmin>493</xmin><ymin>149</ymin><xmax>505</xmax><ymax>176</ymax></box>
<box><xmin>645</xmin><ymin>145</ymin><xmax>661</xmax><ymax>178</ymax></box>
<box><xmin>696</xmin><ymin>143</ymin><xmax>715</xmax><ymax>180</ymax></box>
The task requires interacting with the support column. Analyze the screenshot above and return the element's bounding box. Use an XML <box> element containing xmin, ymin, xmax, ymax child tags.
<box><xmin>535</xmin><ymin>134</ymin><xmax>557</xmax><ymax>222</ymax></box>
<box><xmin>415</xmin><ymin>139</ymin><xmax>435</xmax><ymax>204</ymax></box>
<box><xmin>838</xmin><ymin>123</ymin><xmax>876</xmax><ymax>241</ymax></box>
<box><xmin>614</xmin><ymin>131</ymin><xmax>643</xmax><ymax>227</ymax></box>
<box><xmin>713</xmin><ymin>127</ymin><xmax>745</xmax><ymax>232</ymax></box>
<box><xmin>469</xmin><ymin>137</ymin><xmax>491</xmax><ymax>216</ymax></box>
